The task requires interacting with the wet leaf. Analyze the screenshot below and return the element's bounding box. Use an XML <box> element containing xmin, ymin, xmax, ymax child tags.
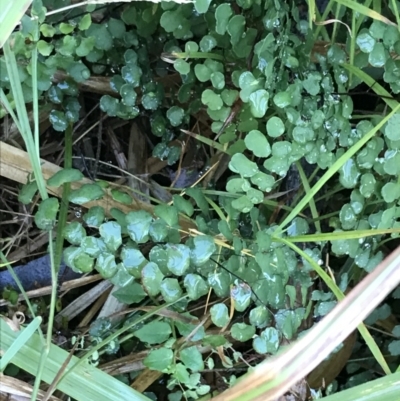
<box><xmin>249</xmin><ymin>306</ymin><xmax>272</xmax><ymax>329</ymax></box>
<box><xmin>275</xmin><ymin>309</ymin><xmax>305</xmax><ymax>340</ymax></box>
<box><xmin>99</xmin><ymin>221</ymin><xmax>122</xmax><ymax>253</ymax></box>
<box><xmin>149</xmin><ymin>219</ymin><xmax>169</xmax><ymax>243</ymax></box>
<box><xmin>231</xmin><ymin>322</ymin><xmax>255</xmax><ymax>342</ymax></box>
<box><xmin>184</xmin><ymin>273</ymin><xmax>209</xmax><ymax>300</ymax></box>
<box><xmin>83</xmin><ymin>206</ymin><xmax>105</xmax><ymax>227</ymax></box>
<box><xmin>339</xmin><ymin>158</ymin><xmax>360</xmax><ymax>188</ymax></box>
<box><xmin>368</xmin><ymin>42</ymin><xmax>388</xmax><ymax>67</ymax></box>
<box><xmin>191</xmin><ymin>235</ymin><xmax>216</xmax><ymax>266</ymax></box>
<box><xmin>167</xmin><ymin>106</ymin><xmax>184</xmax><ymax>126</ymax></box>
<box><xmin>210</xmin><ymin>303</ymin><xmax>230</xmax><ymax>327</ymax></box>
<box><xmin>142</xmin><ymin>262</ymin><xmax>164</xmax><ymax>296</ymax></box>
<box><xmin>110</xmin><ymin>264</ymin><xmax>134</xmax><ymax>287</ymax></box>
<box><xmin>167</xmin><ymin>244</ymin><xmax>191</xmax><ymax>276</ymax></box>
<box><xmin>231</xmin><ymin>283</ymin><xmax>252</xmax><ymax>312</ymax></box>
<box><xmin>126</xmin><ymin>210</ymin><xmax>153</xmax><ymax>243</ymax></box>
<box><xmin>356</xmin><ymin>31</ymin><xmax>376</xmax><ymax>53</ymax></box>
<box><xmin>249</xmin><ymin>89</ymin><xmax>269</xmax><ymax>118</ymax></box>
<box><xmin>63</xmin><ymin>221</ymin><xmax>86</xmax><ymax>245</ymax></box>
<box><xmin>35</xmin><ymin>198</ymin><xmax>59</xmax><ymax>231</ymax></box>
<box><xmin>231</xmin><ymin>195</ymin><xmax>254</xmax><ymax>213</ymax></box>
<box><xmin>81</xmin><ymin>237</ymin><xmax>106</xmax><ymax>258</ymax></box>
<box><xmin>253</xmin><ymin>327</ymin><xmax>280</xmax><ymax>354</ymax></box>
<box><xmin>134</xmin><ymin>321</ymin><xmax>171</xmax><ymax>345</ymax></box>
<box><xmin>208</xmin><ymin>270</ymin><xmax>231</xmax><ymax>297</ymax></box>
<box><xmin>96</xmin><ymin>252</ymin><xmax>118</xmax><ymax>279</ymax></box>
<box><xmin>160</xmin><ymin>278</ymin><xmax>183</xmax><ymax>302</ymax></box>
<box><xmin>49</xmin><ymin>110</ymin><xmax>68</xmax><ymax>132</ymax></box>
<box><xmin>121</xmin><ymin>247</ymin><xmax>147</xmax><ymax>278</ymax></box>
<box><xmin>251</xmin><ymin>172</ymin><xmax>275</xmax><ymax>192</ymax></box>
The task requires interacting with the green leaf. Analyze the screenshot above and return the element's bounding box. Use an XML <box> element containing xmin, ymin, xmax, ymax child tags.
<box><xmin>174</xmin><ymin>59</ymin><xmax>190</xmax><ymax>75</ymax></box>
<box><xmin>37</xmin><ymin>40</ymin><xmax>53</xmax><ymax>56</ymax></box>
<box><xmin>160</xmin><ymin>278</ymin><xmax>183</xmax><ymax>302</ymax></box>
<box><xmin>167</xmin><ymin>245</ymin><xmax>191</xmax><ymax>276</ymax></box>
<box><xmin>249</xmin><ymin>306</ymin><xmax>271</xmax><ymax>329</ymax></box>
<box><xmin>369</xmin><ymin>42</ymin><xmax>388</xmax><ymax>67</ymax></box>
<box><xmin>86</xmin><ymin>23</ymin><xmax>113</xmax><ymax>50</ymax></box>
<box><xmin>81</xmin><ymin>237</ymin><xmax>106</xmax><ymax>258</ymax></box>
<box><xmin>231</xmin><ymin>283</ymin><xmax>252</xmax><ymax>311</ymax></box>
<box><xmin>183</xmin><ymin>274</ymin><xmax>209</xmax><ymax>300</ymax></box>
<box><xmin>40</xmin><ymin>24</ymin><xmax>56</xmax><ymax>37</ymax></box>
<box><xmin>253</xmin><ymin>327</ymin><xmax>280</xmax><ymax>354</ymax></box>
<box><xmin>99</xmin><ymin>221</ymin><xmax>122</xmax><ymax>253</ymax></box>
<box><xmin>266</xmin><ymin>116</ymin><xmax>285</xmax><ymax>137</ymax></box>
<box><xmin>215</xmin><ymin>4</ymin><xmax>233</xmax><ymax>35</ymax></box>
<box><xmin>227</xmin><ymin>15</ymin><xmax>246</xmax><ymax>45</ymax></box>
<box><xmin>144</xmin><ymin>348</ymin><xmax>173</xmax><ymax>371</ymax></box>
<box><xmin>83</xmin><ymin>206</ymin><xmax>105</xmax><ymax>227</ymax></box>
<box><xmin>121</xmin><ymin>247</ymin><xmax>147</xmax><ymax>278</ymax></box>
<box><xmin>385</xmin><ymin>113</ymin><xmax>400</xmax><ymax>141</ymax></box>
<box><xmin>19</xmin><ymin>181</ymin><xmax>38</xmax><ymax>205</ymax></box>
<box><xmin>78</xmin><ymin>14</ymin><xmax>92</xmax><ymax>30</ymax></box>
<box><xmin>381</xmin><ymin>182</ymin><xmax>400</xmax><ymax>203</ymax></box>
<box><xmin>154</xmin><ymin>204</ymin><xmax>179</xmax><ymax>227</ymax></box>
<box><xmin>68</xmin><ymin>184</ymin><xmax>104</xmax><ymax>205</ymax></box>
<box><xmin>244</xmin><ymin>130</ymin><xmax>271</xmax><ymax>158</ymax></box>
<box><xmin>107</xmin><ymin>18</ymin><xmax>126</xmax><ymax>39</ymax></box>
<box><xmin>166</xmin><ymin>106</ymin><xmax>184</xmax><ymax>127</ymax></box>
<box><xmin>231</xmin><ymin>195</ymin><xmax>254</xmax><ymax>213</ymax></box>
<box><xmin>202</xmin><ymin>89</ymin><xmax>223</xmax><ymax>111</ymax></box>
<box><xmin>100</xmin><ymin>95</ymin><xmax>119</xmax><ymax>117</ymax></box>
<box><xmin>49</xmin><ymin>110</ymin><xmax>68</xmax><ymax>132</ymax></box>
<box><xmin>47</xmin><ymin>168</ymin><xmax>83</xmax><ymax>187</ymax></box>
<box><xmin>172</xmin><ymin>195</ymin><xmax>194</xmax><ymax>217</ymax></box>
<box><xmin>121</xmin><ymin>64</ymin><xmax>142</xmax><ymax>86</ymax></box>
<box><xmin>134</xmin><ymin>321</ymin><xmax>171</xmax><ymax>345</ymax></box>
<box><xmin>339</xmin><ymin>159</ymin><xmax>360</xmax><ymax>188</ymax></box>
<box><xmin>74</xmin><ymin>253</ymin><xmax>94</xmax><ymax>274</ymax></box>
<box><xmin>231</xmin><ymin>323</ymin><xmax>255</xmax><ymax>342</ymax></box>
<box><xmin>210</xmin><ymin>303</ymin><xmax>230</xmax><ymax>327</ymax></box>
<box><xmin>142</xmin><ymin>262</ymin><xmax>164</xmax><ymax>297</ymax></box>
<box><xmin>249</xmin><ymin>89</ymin><xmax>269</xmax><ymax>118</ymax></box>
<box><xmin>194</xmin><ymin>63</ymin><xmax>211</xmax><ymax>82</ymax></box>
<box><xmin>63</xmin><ymin>222</ymin><xmax>86</xmax><ymax>245</ymax></box>
<box><xmin>96</xmin><ymin>253</ymin><xmax>118</xmax><ymax>279</ymax></box>
<box><xmin>194</xmin><ymin>0</ymin><xmax>212</xmax><ymax>13</ymax></box>
<box><xmin>34</xmin><ymin>198</ymin><xmax>59</xmax><ymax>231</ymax></box>
<box><xmin>251</xmin><ymin>172</ymin><xmax>275</xmax><ymax>192</ymax></box>
<box><xmin>229</xmin><ymin>153</ymin><xmax>259</xmax><ymax>177</ymax></box>
<box><xmin>179</xmin><ymin>346</ymin><xmax>204</xmax><ymax>372</ymax></box>
<box><xmin>273</xmin><ymin>91</ymin><xmax>291</xmax><ymax>108</ymax></box>
<box><xmin>126</xmin><ymin>210</ymin><xmax>153</xmax><ymax>243</ymax></box>
<box><xmin>388</xmin><ymin>340</ymin><xmax>400</xmax><ymax>356</ymax></box>
<box><xmin>111</xmin><ymin>189</ymin><xmax>133</xmax><ymax>205</ymax></box>
<box><xmin>59</xmin><ymin>23</ymin><xmax>74</xmax><ymax>34</ymax></box>
<box><xmin>191</xmin><ymin>235</ymin><xmax>216</xmax><ymax>266</ymax></box>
